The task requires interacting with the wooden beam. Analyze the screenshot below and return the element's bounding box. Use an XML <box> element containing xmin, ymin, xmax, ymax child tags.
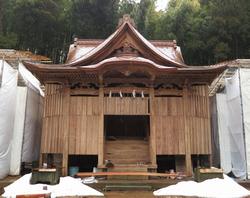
<box><xmin>155</xmin><ymin>89</ymin><xmax>183</xmax><ymax>96</ymax></box>
<box><xmin>183</xmin><ymin>86</ymin><xmax>192</xmax><ymax>176</ymax></box>
<box><xmin>98</xmin><ymin>87</ymin><xmax>104</xmax><ymax>166</ymax></box>
<box><xmin>76</xmin><ymin>172</ymin><xmax>181</xmax><ymax>178</ymax></box>
<box><xmin>70</xmin><ymin>88</ymin><xmax>98</xmax><ymax>96</ymax></box>
<box><xmin>103</xmin><ymin>87</ymin><xmax>150</xmax><ymax>94</ymax></box>
<box><xmin>149</xmin><ymin>87</ymin><xmax>157</xmax><ymax>166</ymax></box>
<box><xmin>61</xmin><ymin>88</ymin><xmax>70</xmax><ymax>176</ymax></box>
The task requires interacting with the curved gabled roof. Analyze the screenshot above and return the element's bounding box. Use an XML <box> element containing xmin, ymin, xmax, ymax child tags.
<box><xmin>65</xmin><ymin>19</ymin><xmax>187</xmax><ymax>68</ymax></box>
<box><xmin>66</xmin><ymin>39</ymin><xmax>185</xmax><ymax>64</ymax></box>
<box><xmin>23</xmin><ymin>15</ymin><xmax>227</xmax><ymax>85</ymax></box>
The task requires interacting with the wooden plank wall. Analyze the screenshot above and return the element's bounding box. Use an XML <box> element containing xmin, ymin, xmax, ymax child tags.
<box><xmin>42</xmin><ymin>86</ymin><xmax>101</xmax><ymax>155</ymax></box>
<box><xmin>187</xmin><ymin>86</ymin><xmax>211</xmax><ymax>155</ymax></box>
<box><xmin>154</xmin><ymin>86</ymin><xmax>211</xmax><ymax>155</ymax></box>
<box><xmin>104</xmin><ymin>97</ymin><xmax>149</xmax><ymax>115</ymax></box>
<box><xmin>41</xmin><ymin>85</ymin><xmax>211</xmax><ymax>164</ymax></box>
<box><xmin>69</xmin><ymin>96</ymin><xmax>100</xmax><ymax>155</ymax></box>
<box><xmin>154</xmin><ymin>97</ymin><xmax>185</xmax><ymax>154</ymax></box>
<box><xmin>41</xmin><ymin>84</ymin><xmax>64</xmax><ymax>153</ymax></box>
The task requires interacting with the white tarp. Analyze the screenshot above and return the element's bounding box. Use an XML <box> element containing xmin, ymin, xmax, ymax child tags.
<box><xmin>9</xmin><ymin>87</ymin><xmax>27</xmax><ymax>175</ymax></box>
<box><xmin>216</xmin><ymin>93</ymin><xmax>231</xmax><ymax>174</ymax></box>
<box><xmin>21</xmin><ymin>87</ymin><xmax>43</xmax><ymax>163</ymax></box>
<box><xmin>225</xmin><ymin>71</ymin><xmax>246</xmax><ymax>178</ymax></box>
<box><xmin>9</xmin><ymin>62</ymin><xmax>43</xmax><ymax>175</ymax></box>
<box><xmin>153</xmin><ymin>174</ymin><xmax>250</xmax><ymax>197</ymax></box>
<box><xmin>216</xmin><ymin>71</ymin><xmax>246</xmax><ymax>178</ymax></box>
<box><xmin>2</xmin><ymin>174</ymin><xmax>104</xmax><ymax>197</ymax></box>
<box><xmin>18</xmin><ymin>63</ymin><xmax>43</xmax><ymax>96</ymax></box>
<box><xmin>0</xmin><ymin>60</ymin><xmax>43</xmax><ymax>178</ymax></box>
<box><xmin>239</xmin><ymin>68</ymin><xmax>250</xmax><ymax>178</ymax></box>
<box><xmin>0</xmin><ymin>60</ymin><xmax>18</xmax><ymax>179</ymax></box>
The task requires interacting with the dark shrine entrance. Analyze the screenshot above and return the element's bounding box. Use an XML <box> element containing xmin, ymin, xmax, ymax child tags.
<box><xmin>104</xmin><ymin>115</ymin><xmax>150</xmax><ymax>165</ymax></box>
<box><xmin>104</xmin><ymin>115</ymin><xmax>149</xmax><ymax>139</ymax></box>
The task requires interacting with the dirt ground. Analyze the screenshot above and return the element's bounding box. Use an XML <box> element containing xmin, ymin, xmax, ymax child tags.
<box><xmin>104</xmin><ymin>191</ymin><xmax>155</xmax><ymax>198</ymax></box>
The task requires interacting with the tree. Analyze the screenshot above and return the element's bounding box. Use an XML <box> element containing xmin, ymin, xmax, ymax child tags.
<box><xmin>0</xmin><ymin>0</ymin><xmax>249</xmax><ymax>64</ymax></box>
<box><xmin>135</xmin><ymin>0</ymin><xmax>156</xmax><ymax>36</ymax></box>
<box><xmin>0</xmin><ymin>0</ymin><xmax>3</xmax><ymax>34</ymax></box>
<box><xmin>118</xmin><ymin>0</ymin><xmax>138</xmax><ymax>19</ymax></box>
<box><xmin>11</xmin><ymin>0</ymin><xmax>69</xmax><ymax>62</ymax></box>
<box><xmin>205</xmin><ymin>0</ymin><xmax>250</xmax><ymax>61</ymax></box>
<box><xmin>69</xmin><ymin>0</ymin><xmax>119</xmax><ymax>39</ymax></box>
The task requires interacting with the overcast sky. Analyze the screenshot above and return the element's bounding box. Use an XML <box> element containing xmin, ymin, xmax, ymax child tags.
<box><xmin>156</xmin><ymin>0</ymin><xmax>169</xmax><ymax>11</ymax></box>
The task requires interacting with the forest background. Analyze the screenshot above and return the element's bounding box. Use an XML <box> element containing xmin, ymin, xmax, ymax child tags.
<box><xmin>0</xmin><ymin>0</ymin><xmax>249</xmax><ymax>65</ymax></box>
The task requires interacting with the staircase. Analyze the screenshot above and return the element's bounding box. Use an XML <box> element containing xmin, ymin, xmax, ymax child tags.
<box><xmin>104</xmin><ymin>139</ymin><xmax>151</xmax><ymax>179</ymax></box>
<box><xmin>105</xmin><ymin>139</ymin><xmax>150</xmax><ymax>165</ymax></box>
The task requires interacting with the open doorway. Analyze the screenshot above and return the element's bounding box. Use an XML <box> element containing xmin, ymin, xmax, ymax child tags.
<box><xmin>104</xmin><ymin>115</ymin><xmax>149</xmax><ymax>140</ymax></box>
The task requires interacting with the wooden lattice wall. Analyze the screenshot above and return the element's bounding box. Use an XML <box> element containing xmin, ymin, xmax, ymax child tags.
<box><xmin>154</xmin><ymin>86</ymin><xmax>211</xmax><ymax>155</ymax></box>
<box><xmin>41</xmin><ymin>84</ymin><xmax>211</xmax><ymax>175</ymax></box>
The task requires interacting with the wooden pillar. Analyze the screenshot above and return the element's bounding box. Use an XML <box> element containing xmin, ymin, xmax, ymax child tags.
<box><xmin>98</xmin><ymin>87</ymin><xmax>104</xmax><ymax>166</ymax></box>
<box><xmin>61</xmin><ymin>87</ymin><xmax>70</xmax><ymax>176</ymax></box>
<box><xmin>39</xmin><ymin>85</ymin><xmax>47</xmax><ymax>167</ymax></box>
<box><xmin>183</xmin><ymin>86</ymin><xmax>192</xmax><ymax>176</ymax></box>
<box><xmin>205</xmin><ymin>85</ymin><xmax>212</xmax><ymax>166</ymax></box>
<box><xmin>149</xmin><ymin>87</ymin><xmax>157</xmax><ymax>166</ymax></box>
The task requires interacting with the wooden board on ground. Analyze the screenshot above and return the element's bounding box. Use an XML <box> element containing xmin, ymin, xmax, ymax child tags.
<box><xmin>76</xmin><ymin>172</ymin><xmax>181</xmax><ymax>178</ymax></box>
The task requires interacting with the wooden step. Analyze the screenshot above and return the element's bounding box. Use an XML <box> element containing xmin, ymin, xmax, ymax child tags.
<box><xmin>105</xmin><ymin>139</ymin><xmax>150</xmax><ymax>165</ymax></box>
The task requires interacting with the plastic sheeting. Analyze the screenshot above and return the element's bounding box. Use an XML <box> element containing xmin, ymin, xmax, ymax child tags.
<box><xmin>217</xmin><ymin>93</ymin><xmax>231</xmax><ymax>174</ymax></box>
<box><xmin>210</xmin><ymin>96</ymin><xmax>221</xmax><ymax>167</ymax></box>
<box><xmin>21</xmin><ymin>87</ymin><xmax>43</xmax><ymax>163</ymax></box>
<box><xmin>216</xmin><ymin>71</ymin><xmax>246</xmax><ymax>178</ymax></box>
<box><xmin>225</xmin><ymin>71</ymin><xmax>246</xmax><ymax>178</ymax></box>
<box><xmin>239</xmin><ymin>68</ymin><xmax>250</xmax><ymax>178</ymax></box>
<box><xmin>10</xmin><ymin>87</ymin><xmax>27</xmax><ymax>175</ymax></box>
<box><xmin>11</xmin><ymin>62</ymin><xmax>43</xmax><ymax>174</ymax></box>
<box><xmin>0</xmin><ymin>61</ymin><xmax>43</xmax><ymax>177</ymax></box>
<box><xmin>0</xmin><ymin>60</ymin><xmax>18</xmax><ymax>179</ymax></box>
<box><xmin>18</xmin><ymin>63</ymin><xmax>44</xmax><ymax>96</ymax></box>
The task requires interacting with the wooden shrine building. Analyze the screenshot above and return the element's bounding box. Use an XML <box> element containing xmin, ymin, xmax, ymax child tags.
<box><xmin>24</xmin><ymin>15</ymin><xmax>227</xmax><ymax>176</ymax></box>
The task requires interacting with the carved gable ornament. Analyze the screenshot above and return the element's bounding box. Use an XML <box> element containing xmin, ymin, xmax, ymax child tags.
<box><xmin>114</xmin><ymin>42</ymin><xmax>140</xmax><ymax>58</ymax></box>
<box><xmin>118</xmin><ymin>14</ymin><xmax>136</xmax><ymax>28</ymax></box>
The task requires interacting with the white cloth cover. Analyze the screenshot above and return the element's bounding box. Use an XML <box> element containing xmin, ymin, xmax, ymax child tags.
<box><xmin>225</xmin><ymin>71</ymin><xmax>246</xmax><ymax>178</ymax></box>
<box><xmin>9</xmin><ymin>62</ymin><xmax>43</xmax><ymax>175</ymax></box>
<box><xmin>239</xmin><ymin>68</ymin><xmax>250</xmax><ymax>178</ymax></box>
<box><xmin>9</xmin><ymin>87</ymin><xmax>28</xmax><ymax>175</ymax></box>
<box><xmin>18</xmin><ymin>63</ymin><xmax>44</xmax><ymax>96</ymax></box>
<box><xmin>153</xmin><ymin>174</ymin><xmax>250</xmax><ymax>197</ymax></box>
<box><xmin>216</xmin><ymin>93</ymin><xmax>231</xmax><ymax>174</ymax></box>
<box><xmin>2</xmin><ymin>174</ymin><xmax>104</xmax><ymax>197</ymax></box>
<box><xmin>0</xmin><ymin>60</ymin><xmax>18</xmax><ymax>179</ymax></box>
<box><xmin>21</xmin><ymin>88</ymin><xmax>43</xmax><ymax>163</ymax></box>
<box><xmin>216</xmin><ymin>71</ymin><xmax>246</xmax><ymax>178</ymax></box>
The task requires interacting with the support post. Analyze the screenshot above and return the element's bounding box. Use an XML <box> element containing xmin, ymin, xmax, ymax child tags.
<box><xmin>205</xmin><ymin>85</ymin><xmax>212</xmax><ymax>167</ymax></box>
<box><xmin>149</xmin><ymin>87</ymin><xmax>157</xmax><ymax>166</ymax></box>
<box><xmin>62</xmin><ymin>88</ymin><xmax>70</xmax><ymax>176</ymax></box>
<box><xmin>183</xmin><ymin>86</ymin><xmax>193</xmax><ymax>176</ymax></box>
<box><xmin>98</xmin><ymin>86</ymin><xmax>104</xmax><ymax>166</ymax></box>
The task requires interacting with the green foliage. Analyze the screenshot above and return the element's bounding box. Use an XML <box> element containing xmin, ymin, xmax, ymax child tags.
<box><xmin>69</xmin><ymin>0</ymin><xmax>119</xmax><ymax>39</ymax></box>
<box><xmin>11</xmin><ymin>0</ymin><xmax>66</xmax><ymax>61</ymax></box>
<box><xmin>118</xmin><ymin>0</ymin><xmax>138</xmax><ymax>19</ymax></box>
<box><xmin>0</xmin><ymin>33</ymin><xmax>17</xmax><ymax>49</ymax></box>
<box><xmin>0</xmin><ymin>0</ymin><xmax>249</xmax><ymax>64</ymax></box>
